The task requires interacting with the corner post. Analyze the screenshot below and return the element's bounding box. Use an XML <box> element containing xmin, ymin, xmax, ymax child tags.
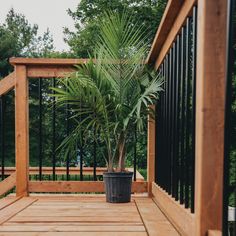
<box><xmin>147</xmin><ymin>105</ymin><xmax>156</xmax><ymax>196</ymax></box>
<box><xmin>15</xmin><ymin>65</ymin><xmax>29</xmax><ymax>197</ymax></box>
<box><xmin>195</xmin><ymin>0</ymin><xmax>227</xmax><ymax>234</ymax></box>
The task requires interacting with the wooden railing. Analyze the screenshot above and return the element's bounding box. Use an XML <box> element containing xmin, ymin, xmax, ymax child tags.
<box><xmin>147</xmin><ymin>0</ymin><xmax>228</xmax><ymax>235</ymax></box>
<box><xmin>0</xmin><ymin>72</ymin><xmax>16</xmax><ymax>197</ymax></box>
<box><xmin>0</xmin><ymin>57</ymin><xmax>148</xmax><ymax>198</ymax></box>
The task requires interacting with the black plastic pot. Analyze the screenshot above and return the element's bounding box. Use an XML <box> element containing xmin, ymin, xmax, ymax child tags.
<box><xmin>103</xmin><ymin>172</ymin><xmax>133</xmax><ymax>203</ymax></box>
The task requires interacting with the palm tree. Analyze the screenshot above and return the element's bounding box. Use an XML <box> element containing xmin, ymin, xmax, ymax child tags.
<box><xmin>52</xmin><ymin>11</ymin><xmax>162</xmax><ymax>172</ymax></box>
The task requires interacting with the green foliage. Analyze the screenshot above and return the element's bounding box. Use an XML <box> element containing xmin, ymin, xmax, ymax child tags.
<box><xmin>0</xmin><ymin>9</ymin><xmax>55</xmax><ymax>168</ymax></box>
<box><xmin>64</xmin><ymin>0</ymin><xmax>167</xmax><ymax>57</ymax></box>
<box><xmin>229</xmin><ymin>73</ymin><xmax>236</xmax><ymax>207</ymax></box>
<box><xmin>0</xmin><ymin>8</ymin><xmax>54</xmax><ymax>77</ymax></box>
<box><xmin>54</xmin><ymin>11</ymin><xmax>162</xmax><ymax>171</ymax></box>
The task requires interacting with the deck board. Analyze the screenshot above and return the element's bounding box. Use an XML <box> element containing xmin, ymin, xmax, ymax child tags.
<box><xmin>0</xmin><ymin>195</ymin><xmax>179</xmax><ymax>235</ymax></box>
<box><xmin>135</xmin><ymin>198</ymin><xmax>180</xmax><ymax>236</ymax></box>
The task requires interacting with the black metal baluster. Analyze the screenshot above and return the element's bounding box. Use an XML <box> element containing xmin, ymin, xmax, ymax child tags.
<box><xmin>169</xmin><ymin>47</ymin><xmax>173</xmax><ymax>195</ymax></box>
<box><xmin>0</xmin><ymin>96</ymin><xmax>5</xmax><ymax>181</ymax></box>
<box><xmin>165</xmin><ymin>54</ymin><xmax>170</xmax><ymax>193</ymax></box>
<box><xmin>160</xmin><ymin>63</ymin><xmax>165</xmax><ymax>186</ymax></box>
<box><xmin>38</xmin><ymin>78</ymin><xmax>43</xmax><ymax>181</ymax></box>
<box><xmin>223</xmin><ymin>0</ymin><xmax>236</xmax><ymax>234</ymax></box>
<box><xmin>191</xmin><ymin>6</ymin><xmax>198</xmax><ymax>213</ymax></box>
<box><xmin>93</xmin><ymin>129</ymin><xmax>97</xmax><ymax>181</ymax></box>
<box><xmin>171</xmin><ymin>42</ymin><xmax>177</xmax><ymax>198</ymax></box>
<box><xmin>80</xmin><ymin>102</ymin><xmax>83</xmax><ymax>181</ymax></box>
<box><xmin>180</xmin><ymin>26</ymin><xmax>186</xmax><ymax>204</ymax></box>
<box><xmin>134</xmin><ymin>126</ymin><xmax>137</xmax><ymax>181</ymax></box>
<box><xmin>66</xmin><ymin>89</ymin><xmax>70</xmax><ymax>181</ymax></box>
<box><xmin>80</xmin><ymin>145</ymin><xmax>83</xmax><ymax>181</ymax></box>
<box><xmin>164</xmin><ymin>56</ymin><xmax>169</xmax><ymax>192</ymax></box>
<box><xmin>175</xmin><ymin>34</ymin><xmax>181</xmax><ymax>200</ymax></box>
<box><xmin>52</xmin><ymin>78</ymin><xmax>56</xmax><ymax>181</ymax></box>
<box><xmin>185</xmin><ymin>18</ymin><xmax>191</xmax><ymax>208</ymax></box>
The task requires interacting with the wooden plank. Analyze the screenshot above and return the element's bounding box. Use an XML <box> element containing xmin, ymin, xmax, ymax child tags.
<box><xmin>152</xmin><ymin>182</ymin><xmax>195</xmax><ymax>236</ymax></box>
<box><xmin>27</xmin><ymin>66</ymin><xmax>74</xmax><ymax>78</ymax></box>
<box><xmin>9</xmin><ymin>216</ymin><xmax>142</xmax><ymax>223</ymax></box>
<box><xmin>154</xmin><ymin>0</ymin><xmax>196</xmax><ymax>69</ymax></box>
<box><xmin>28</xmin><ymin>181</ymin><xmax>147</xmax><ymax>193</ymax></box>
<box><xmin>0</xmin><ymin>197</ymin><xmax>37</xmax><ymax>225</ymax></box>
<box><xmin>147</xmin><ymin>105</ymin><xmax>155</xmax><ymax>196</ymax></box>
<box><xmin>15</xmin><ymin>65</ymin><xmax>29</xmax><ymax>197</ymax></box>
<box><xmin>10</xmin><ymin>58</ymin><xmax>89</xmax><ymax>66</ymax></box>
<box><xmin>208</xmin><ymin>230</ymin><xmax>222</xmax><ymax>236</ymax></box>
<box><xmin>0</xmin><ymin>197</ymin><xmax>21</xmax><ymax>211</ymax></box>
<box><xmin>4</xmin><ymin>167</ymin><xmax>144</xmax><ymax>181</ymax></box>
<box><xmin>0</xmin><ymin>173</ymin><xmax>16</xmax><ymax>197</ymax></box>
<box><xmin>0</xmin><ymin>73</ymin><xmax>15</xmax><ymax>95</ymax></box>
<box><xmin>0</xmin><ymin>232</ymin><xmax>147</xmax><ymax>236</ymax></box>
<box><xmin>17</xmin><ymin>209</ymin><xmax>138</xmax><ymax>217</ymax></box>
<box><xmin>3</xmin><ymin>222</ymin><xmax>144</xmax><ymax>226</ymax></box>
<box><xmin>0</xmin><ymin>225</ymin><xmax>146</xmax><ymax>232</ymax></box>
<box><xmin>195</xmin><ymin>0</ymin><xmax>227</xmax><ymax>235</ymax></box>
<box><xmin>135</xmin><ymin>197</ymin><xmax>180</xmax><ymax>236</ymax></box>
<box><xmin>146</xmin><ymin>0</ymin><xmax>184</xmax><ymax>63</ymax></box>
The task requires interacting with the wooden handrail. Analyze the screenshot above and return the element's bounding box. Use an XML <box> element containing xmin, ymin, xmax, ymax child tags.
<box><xmin>146</xmin><ymin>0</ymin><xmax>184</xmax><ymax>64</ymax></box>
<box><xmin>10</xmin><ymin>57</ymin><xmax>90</xmax><ymax>66</ymax></box>
<box><xmin>147</xmin><ymin>0</ymin><xmax>197</xmax><ymax>68</ymax></box>
<box><xmin>0</xmin><ymin>72</ymin><xmax>15</xmax><ymax>96</ymax></box>
<box><xmin>0</xmin><ymin>172</ymin><xmax>16</xmax><ymax>197</ymax></box>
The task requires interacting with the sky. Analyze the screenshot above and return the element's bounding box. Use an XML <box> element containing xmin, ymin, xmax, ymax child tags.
<box><xmin>0</xmin><ymin>0</ymin><xmax>80</xmax><ymax>51</ymax></box>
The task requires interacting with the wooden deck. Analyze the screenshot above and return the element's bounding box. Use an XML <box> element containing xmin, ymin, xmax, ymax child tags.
<box><xmin>0</xmin><ymin>195</ymin><xmax>179</xmax><ymax>236</ymax></box>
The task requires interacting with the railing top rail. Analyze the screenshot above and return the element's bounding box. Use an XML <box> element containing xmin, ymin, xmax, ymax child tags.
<box><xmin>10</xmin><ymin>57</ymin><xmax>90</xmax><ymax>66</ymax></box>
<box><xmin>146</xmin><ymin>0</ymin><xmax>197</xmax><ymax>66</ymax></box>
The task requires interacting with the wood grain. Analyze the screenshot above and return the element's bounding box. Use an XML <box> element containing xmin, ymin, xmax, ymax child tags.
<box><xmin>147</xmin><ymin>0</ymin><xmax>197</xmax><ymax>66</ymax></box>
<box><xmin>154</xmin><ymin>0</ymin><xmax>197</xmax><ymax>69</ymax></box>
<box><xmin>10</xmin><ymin>58</ymin><xmax>89</xmax><ymax>66</ymax></box>
<box><xmin>3</xmin><ymin>167</ymin><xmax>144</xmax><ymax>182</ymax></box>
<box><xmin>152</xmin><ymin>182</ymin><xmax>195</xmax><ymax>236</ymax></box>
<box><xmin>0</xmin><ymin>72</ymin><xmax>15</xmax><ymax>95</ymax></box>
<box><xmin>0</xmin><ymin>173</ymin><xmax>16</xmax><ymax>197</ymax></box>
<box><xmin>0</xmin><ymin>198</ymin><xmax>37</xmax><ymax>225</ymax></box>
<box><xmin>0</xmin><ymin>195</ymin><xmax>179</xmax><ymax>235</ymax></box>
<box><xmin>195</xmin><ymin>0</ymin><xmax>227</xmax><ymax>235</ymax></box>
<box><xmin>28</xmin><ymin>181</ymin><xmax>147</xmax><ymax>193</ymax></box>
<box><xmin>15</xmin><ymin>65</ymin><xmax>29</xmax><ymax>197</ymax></box>
<box><xmin>135</xmin><ymin>197</ymin><xmax>180</xmax><ymax>236</ymax></box>
<box><xmin>0</xmin><ymin>197</ymin><xmax>21</xmax><ymax>211</ymax></box>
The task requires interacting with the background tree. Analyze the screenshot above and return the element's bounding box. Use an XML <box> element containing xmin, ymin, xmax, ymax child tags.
<box><xmin>64</xmin><ymin>0</ymin><xmax>167</xmax><ymax>57</ymax></box>
<box><xmin>0</xmin><ymin>8</ymin><xmax>54</xmax><ymax>77</ymax></box>
<box><xmin>0</xmin><ymin>9</ymin><xmax>55</xmax><ymax>170</ymax></box>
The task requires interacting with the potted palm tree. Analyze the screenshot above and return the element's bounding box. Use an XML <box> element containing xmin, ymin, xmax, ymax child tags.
<box><xmin>52</xmin><ymin>11</ymin><xmax>162</xmax><ymax>203</ymax></box>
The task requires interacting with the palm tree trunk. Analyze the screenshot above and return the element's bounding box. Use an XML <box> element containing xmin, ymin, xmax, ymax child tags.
<box><xmin>117</xmin><ymin>132</ymin><xmax>126</xmax><ymax>172</ymax></box>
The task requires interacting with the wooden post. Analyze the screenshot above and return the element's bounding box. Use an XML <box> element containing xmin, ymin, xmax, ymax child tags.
<box><xmin>195</xmin><ymin>0</ymin><xmax>227</xmax><ymax>235</ymax></box>
<box><xmin>15</xmin><ymin>65</ymin><xmax>29</xmax><ymax>197</ymax></box>
<box><xmin>147</xmin><ymin>105</ymin><xmax>156</xmax><ymax>196</ymax></box>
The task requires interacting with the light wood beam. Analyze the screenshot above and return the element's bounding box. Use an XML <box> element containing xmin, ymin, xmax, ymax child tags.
<box><xmin>195</xmin><ymin>0</ymin><xmax>227</xmax><ymax>235</ymax></box>
<box><xmin>28</xmin><ymin>181</ymin><xmax>147</xmax><ymax>193</ymax></box>
<box><xmin>0</xmin><ymin>73</ymin><xmax>15</xmax><ymax>95</ymax></box>
<box><xmin>0</xmin><ymin>173</ymin><xmax>16</xmax><ymax>197</ymax></box>
<box><xmin>15</xmin><ymin>65</ymin><xmax>29</xmax><ymax>197</ymax></box>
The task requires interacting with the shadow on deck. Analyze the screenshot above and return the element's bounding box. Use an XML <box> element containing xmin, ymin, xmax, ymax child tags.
<box><xmin>0</xmin><ymin>195</ymin><xmax>179</xmax><ymax>236</ymax></box>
